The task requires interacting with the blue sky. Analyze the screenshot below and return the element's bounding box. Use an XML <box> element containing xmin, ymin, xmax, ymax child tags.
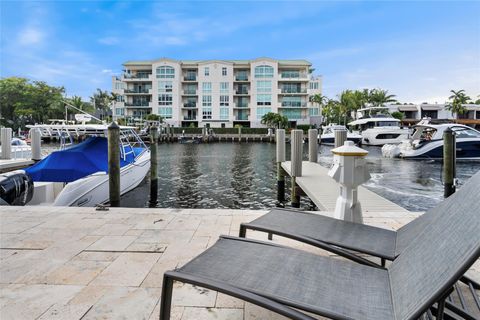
<box><xmin>1</xmin><ymin>1</ymin><xmax>479</xmax><ymax>103</ymax></box>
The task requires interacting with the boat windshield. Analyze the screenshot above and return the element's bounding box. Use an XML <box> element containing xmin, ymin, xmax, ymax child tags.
<box><xmin>452</xmin><ymin>127</ymin><xmax>480</xmax><ymax>138</ymax></box>
<box><xmin>376</xmin><ymin>121</ymin><xmax>398</xmax><ymax>127</ymax></box>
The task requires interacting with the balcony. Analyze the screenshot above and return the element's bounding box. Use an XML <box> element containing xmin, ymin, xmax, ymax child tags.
<box><xmin>124</xmin><ymin>101</ymin><xmax>151</xmax><ymax>108</ymax></box>
<box><xmin>124</xmin><ymin>89</ymin><xmax>151</xmax><ymax>94</ymax></box>
<box><xmin>235</xmin><ymin>89</ymin><xmax>249</xmax><ymax>95</ymax></box>
<box><xmin>183</xmin><ymin>116</ymin><xmax>197</xmax><ymax>121</ymax></box>
<box><xmin>279</xmin><ymin>72</ymin><xmax>309</xmax><ymax>81</ymax></box>
<box><xmin>234</xmin><ymin>103</ymin><xmax>249</xmax><ymax>109</ymax></box>
<box><xmin>183</xmin><ymin>102</ymin><xmax>197</xmax><ymax>108</ymax></box>
<box><xmin>280</xmin><ymin>88</ymin><xmax>308</xmax><ymax>94</ymax></box>
<box><xmin>182</xmin><ymin>90</ymin><xmax>197</xmax><ymax>95</ymax></box>
<box><xmin>123</xmin><ymin>74</ymin><xmax>152</xmax><ymax>81</ymax></box>
<box><xmin>234</xmin><ymin>75</ymin><xmax>249</xmax><ymax>82</ymax></box>
<box><xmin>280</xmin><ymin>102</ymin><xmax>307</xmax><ymax>108</ymax></box>
<box><xmin>235</xmin><ymin>115</ymin><xmax>249</xmax><ymax>121</ymax></box>
<box><xmin>183</xmin><ymin>76</ymin><xmax>197</xmax><ymax>82</ymax></box>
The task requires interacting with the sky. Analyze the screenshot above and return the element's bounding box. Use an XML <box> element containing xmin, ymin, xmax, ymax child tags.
<box><xmin>1</xmin><ymin>0</ymin><xmax>479</xmax><ymax>104</ymax></box>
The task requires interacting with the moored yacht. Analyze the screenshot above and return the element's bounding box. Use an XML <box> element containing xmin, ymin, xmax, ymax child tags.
<box><xmin>382</xmin><ymin>121</ymin><xmax>480</xmax><ymax>159</ymax></box>
<box><xmin>318</xmin><ymin>124</ymin><xmax>362</xmax><ymax>145</ymax></box>
<box><xmin>0</xmin><ymin>124</ymin><xmax>150</xmax><ymax>206</ymax></box>
<box><xmin>348</xmin><ymin>108</ymin><xmax>410</xmax><ymax>146</ymax></box>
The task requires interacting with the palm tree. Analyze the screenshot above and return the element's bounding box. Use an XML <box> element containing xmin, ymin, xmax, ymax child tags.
<box><xmin>368</xmin><ymin>89</ymin><xmax>397</xmax><ymax>107</ymax></box>
<box><xmin>446</xmin><ymin>89</ymin><xmax>470</xmax><ymax>117</ymax></box>
<box><xmin>261</xmin><ymin>112</ymin><xmax>288</xmax><ymax>129</ymax></box>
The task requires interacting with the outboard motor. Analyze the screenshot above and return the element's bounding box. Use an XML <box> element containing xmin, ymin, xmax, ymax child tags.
<box><xmin>0</xmin><ymin>170</ymin><xmax>34</xmax><ymax>205</ymax></box>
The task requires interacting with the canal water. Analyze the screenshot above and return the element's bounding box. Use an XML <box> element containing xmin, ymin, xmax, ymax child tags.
<box><xmin>122</xmin><ymin>142</ymin><xmax>480</xmax><ymax>212</ymax></box>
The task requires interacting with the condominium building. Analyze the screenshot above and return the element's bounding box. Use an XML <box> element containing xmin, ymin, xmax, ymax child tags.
<box><xmin>111</xmin><ymin>58</ymin><xmax>322</xmax><ymax>127</ymax></box>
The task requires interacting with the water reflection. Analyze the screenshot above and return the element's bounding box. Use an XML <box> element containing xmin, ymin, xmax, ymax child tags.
<box><xmin>120</xmin><ymin>142</ymin><xmax>480</xmax><ymax>211</ymax></box>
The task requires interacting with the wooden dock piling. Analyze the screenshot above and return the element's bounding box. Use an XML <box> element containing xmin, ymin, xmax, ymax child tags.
<box><xmin>443</xmin><ymin>127</ymin><xmax>456</xmax><ymax>197</ymax></box>
<box><xmin>290</xmin><ymin>129</ymin><xmax>303</xmax><ymax>208</ymax></box>
<box><xmin>149</xmin><ymin>125</ymin><xmax>159</xmax><ymax>207</ymax></box>
<box><xmin>308</xmin><ymin>129</ymin><xmax>318</xmax><ymax>163</ymax></box>
<box><xmin>334</xmin><ymin>128</ymin><xmax>347</xmax><ymax>148</ymax></box>
<box><xmin>276</xmin><ymin>129</ymin><xmax>286</xmax><ymax>203</ymax></box>
<box><xmin>108</xmin><ymin>122</ymin><xmax>121</xmax><ymax>207</ymax></box>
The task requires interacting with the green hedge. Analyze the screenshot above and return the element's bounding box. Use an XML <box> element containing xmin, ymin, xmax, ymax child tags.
<box><xmin>171</xmin><ymin>127</ymin><xmax>268</xmax><ymax>135</ymax></box>
<box><xmin>295</xmin><ymin>124</ymin><xmax>313</xmax><ymax>133</ymax></box>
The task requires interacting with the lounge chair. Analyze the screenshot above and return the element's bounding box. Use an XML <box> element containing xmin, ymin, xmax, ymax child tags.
<box><xmin>160</xmin><ymin>195</ymin><xmax>479</xmax><ymax>319</ymax></box>
<box><xmin>239</xmin><ymin>170</ymin><xmax>480</xmax><ymax>268</ymax></box>
<box><xmin>160</xmin><ymin>173</ymin><xmax>480</xmax><ymax>320</ymax></box>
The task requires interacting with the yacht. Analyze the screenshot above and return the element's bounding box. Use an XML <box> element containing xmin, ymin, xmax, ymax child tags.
<box><xmin>0</xmin><ymin>124</ymin><xmax>150</xmax><ymax>206</ymax></box>
<box><xmin>348</xmin><ymin>108</ymin><xmax>410</xmax><ymax>146</ymax></box>
<box><xmin>382</xmin><ymin>121</ymin><xmax>480</xmax><ymax>159</ymax></box>
<box><xmin>0</xmin><ymin>137</ymin><xmax>32</xmax><ymax>159</ymax></box>
<box><xmin>318</xmin><ymin>124</ymin><xmax>362</xmax><ymax>145</ymax></box>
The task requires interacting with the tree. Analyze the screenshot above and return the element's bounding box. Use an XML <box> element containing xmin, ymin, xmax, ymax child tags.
<box><xmin>321</xmin><ymin>99</ymin><xmax>342</xmax><ymax>124</ymax></box>
<box><xmin>446</xmin><ymin>89</ymin><xmax>470</xmax><ymax>117</ymax></box>
<box><xmin>67</xmin><ymin>95</ymin><xmax>94</xmax><ymax>114</ymax></box>
<box><xmin>146</xmin><ymin>114</ymin><xmax>163</xmax><ymax>122</ymax></box>
<box><xmin>261</xmin><ymin>112</ymin><xmax>288</xmax><ymax>129</ymax></box>
<box><xmin>90</xmin><ymin>89</ymin><xmax>115</xmax><ymax>120</ymax></box>
<box><xmin>0</xmin><ymin>77</ymin><xmax>65</xmax><ymax>130</ymax></box>
<box><xmin>391</xmin><ymin>111</ymin><xmax>405</xmax><ymax>121</ymax></box>
<box><xmin>368</xmin><ymin>89</ymin><xmax>397</xmax><ymax>107</ymax></box>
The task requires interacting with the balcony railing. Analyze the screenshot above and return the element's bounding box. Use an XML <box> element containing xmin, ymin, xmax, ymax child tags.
<box><xmin>123</xmin><ymin>73</ymin><xmax>152</xmax><ymax>79</ymax></box>
<box><xmin>183</xmin><ymin>76</ymin><xmax>197</xmax><ymax>81</ymax></box>
<box><xmin>183</xmin><ymin>116</ymin><xmax>197</xmax><ymax>121</ymax></box>
<box><xmin>280</xmin><ymin>102</ymin><xmax>307</xmax><ymax>108</ymax></box>
<box><xmin>235</xmin><ymin>89</ymin><xmax>249</xmax><ymax>95</ymax></box>
<box><xmin>235</xmin><ymin>115</ymin><xmax>249</xmax><ymax>121</ymax></box>
<box><xmin>235</xmin><ymin>103</ymin><xmax>249</xmax><ymax>108</ymax></box>
<box><xmin>183</xmin><ymin>103</ymin><xmax>197</xmax><ymax>108</ymax></box>
<box><xmin>125</xmin><ymin>102</ymin><xmax>151</xmax><ymax>107</ymax></box>
<box><xmin>124</xmin><ymin>89</ymin><xmax>150</xmax><ymax>94</ymax></box>
<box><xmin>235</xmin><ymin>75</ymin><xmax>249</xmax><ymax>81</ymax></box>
<box><xmin>183</xmin><ymin>90</ymin><xmax>197</xmax><ymax>95</ymax></box>
<box><xmin>280</xmin><ymin>72</ymin><xmax>308</xmax><ymax>79</ymax></box>
<box><xmin>281</xmin><ymin>88</ymin><xmax>307</xmax><ymax>94</ymax></box>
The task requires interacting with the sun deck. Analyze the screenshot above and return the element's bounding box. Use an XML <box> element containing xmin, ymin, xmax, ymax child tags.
<box><xmin>1</xmin><ymin>206</ymin><xmax>478</xmax><ymax>319</ymax></box>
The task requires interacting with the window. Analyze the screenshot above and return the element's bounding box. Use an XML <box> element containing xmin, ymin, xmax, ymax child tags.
<box><xmin>256</xmin><ymin>107</ymin><xmax>271</xmax><ymax>119</ymax></box>
<box><xmin>281</xmin><ymin>109</ymin><xmax>302</xmax><ymax>120</ymax></box>
<box><xmin>452</xmin><ymin>127</ymin><xmax>480</xmax><ymax>138</ymax></box>
<box><xmin>254</xmin><ymin>65</ymin><xmax>274</xmax><ymax>78</ymax></box>
<box><xmin>116</xmin><ymin>95</ymin><xmax>124</xmax><ymax>102</ymax></box>
<box><xmin>257</xmin><ymin>80</ymin><xmax>272</xmax><ymax>93</ymax></box>
<box><xmin>158</xmin><ymin>107</ymin><xmax>173</xmax><ymax>119</ymax></box>
<box><xmin>309</xmin><ymin>108</ymin><xmax>319</xmax><ymax>116</ymax></box>
<box><xmin>222</xmin><ymin>67</ymin><xmax>227</xmax><ymax>76</ymax></box>
<box><xmin>202</xmin><ymin>82</ymin><xmax>212</xmax><ymax>93</ymax></box>
<box><xmin>220</xmin><ymin>95</ymin><xmax>229</xmax><ymax>106</ymax></box>
<box><xmin>202</xmin><ymin>95</ymin><xmax>212</xmax><ymax>107</ymax></box>
<box><xmin>202</xmin><ymin>108</ymin><xmax>212</xmax><ymax>119</ymax></box>
<box><xmin>220</xmin><ymin>82</ymin><xmax>229</xmax><ymax>94</ymax></box>
<box><xmin>220</xmin><ymin>108</ymin><xmax>229</xmax><ymax>120</ymax></box>
<box><xmin>282</xmin><ymin>83</ymin><xmax>302</xmax><ymax>93</ymax></box>
<box><xmin>158</xmin><ymin>94</ymin><xmax>173</xmax><ymax>105</ymax></box>
<box><xmin>204</xmin><ymin>67</ymin><xmax>210</xmax><ymax>76</ymax></box>
<box><xmin>309</xmin><ymin>82</ymin><xmax>319</xmax><ymax>90</ymax></box>
<box><xmin>158</xmin><ymin>81</ymin><xmax>173</xmax><ymax>93</ymax></box>
<box><xmin>281</xmin><ymin>70</ymin><xmax>300</xmax><ymax>78</ymax></box>
<box><xmin>114</xmin><ymin>82</ymin><xmax>124</xmax><ymax>90</ymax></box>
<box><xmin>115</xmin><ymin>108</ymin><xmax>125</xmax><ymax>116</ymax></box>
<box><xmin>282</xmin><ymin>96</ymin><xmax>303</xmax><ymax>107</ymax></box>
<box><xmin>156</xmin><ymin>66</ymin><xmax>175</xmax><ymax>78</ymax></box>
<box><xmin>257</xmin><ymin>94</ymin><xmax>272</xmax><ymax>106</ymax></box>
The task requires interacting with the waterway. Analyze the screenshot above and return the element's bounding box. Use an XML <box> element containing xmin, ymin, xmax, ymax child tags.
<box><xmin>121</xmin><ymin>142</ymin><xmax>480</xmax><ymax>212</ymax></box>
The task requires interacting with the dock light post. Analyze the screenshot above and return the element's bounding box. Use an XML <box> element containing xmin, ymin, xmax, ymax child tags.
<box><xmin>291</xmin><ymin>130</ymin><xmax>303</xmax><ymax>208</ymax></box>
<box><xmin>149</xmin><ymin>125</ymin><xmax>159</xmax><ymax>207</ymax></box>
<box><xmin>328</xmin><ymin>141</ymin><xmax>370</xmax><ymax>223</ymax></box>
<box><xmin>108</xmin><ymin>122</ymin><xmax>121</xmax><ymax>207</ymax></box>
<box><xmin>308</xmin><ymin>129</ymin><xmax>318</xmax><ymax>163</ymax></box>
<box><xmin>443</xmin><ymin>127</ymin><xmax>456</xmax><ymax>198</ymax></box>
<box><xmin>276</xmin><ymin>129</ymin><xmax>286</xmax><ymax>203</ymax></box>
<box><xmin>1</xmin><ymin>128</ymin><xmax>12</xmax><ymax>160</ymax></box>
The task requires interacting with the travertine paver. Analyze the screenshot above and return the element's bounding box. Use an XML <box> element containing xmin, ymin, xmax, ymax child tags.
<box><xmin>0</xmin><ymin>206</ymin><xmax>478</xmax><ymax>320</ymax></box>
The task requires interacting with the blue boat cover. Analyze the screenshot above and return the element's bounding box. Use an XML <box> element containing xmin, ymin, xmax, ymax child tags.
<box><xmin>25</xmin><ymin>137</ymin><xmax>144</xmax><ymax>183</ymax></box>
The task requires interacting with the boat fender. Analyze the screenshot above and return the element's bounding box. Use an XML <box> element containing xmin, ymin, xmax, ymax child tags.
<box><xmin>0</xmin><ymin>170</ymin><xmax>34</xmax><ymax>206</ymax></box>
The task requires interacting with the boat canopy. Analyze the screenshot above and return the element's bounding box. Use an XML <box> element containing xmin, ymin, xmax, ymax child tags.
<box><xmin>25</xmin><ymin>137</ymin><xmax>144</xmax><ymax>183</ymax></box>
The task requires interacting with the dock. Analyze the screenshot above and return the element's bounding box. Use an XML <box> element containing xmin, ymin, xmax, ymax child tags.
<box><xmin>0</xmin><ymin>159</ymin><xmax>34</xmax><ymax>173</ymax></box>
<box><xmin>282</xmin><ymin>161</ymin><xmax>409</xmax><ymax>213</ymax></box>
<box><xmin>1</xmin><ymin>205</ymin><xmax>478</xmax><ymax>319</ymax></box>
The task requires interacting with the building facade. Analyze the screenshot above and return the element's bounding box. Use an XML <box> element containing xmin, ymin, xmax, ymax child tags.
<box><xmin>384</xmin><ymin>104</ymin><xmax>480</xmax><ymax>126</ymax></box>
<box><xmin>112</xmin><ymin>58</ymin><xmax>322</xmax><ymax>127</ymax></box>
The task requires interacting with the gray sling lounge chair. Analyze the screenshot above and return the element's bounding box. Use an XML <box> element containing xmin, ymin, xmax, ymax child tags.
<box><xmin>160</xmin><ymin>192</ymin><xmax>480</xmax><ymax>320</ymax></box>
<box><xmin>239</xmin><ymin>171</ymin><xmax>480</xmax><ymax>269</ymax></box>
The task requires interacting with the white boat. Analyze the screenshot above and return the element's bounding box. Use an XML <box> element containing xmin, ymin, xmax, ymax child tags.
<box><xmin>382</xmin><ymin>120</ymin><xmax>480</xmax><ymax>159</ymax></box>
<box><xmin>348</xmin><ymin>108</ymin><xmax>410</xmax><ymax>146</ymax></box>
<box><xmin>318</xmin><ymin>124</ymin><xmax>362</xmax><ymax>145</ymax></box>
<box><xmin>0</xmin><ymin>124</ymin><xmax>150</xmax><ymax>207</ymax></box>
<box><xmin>0</xmin><ymin>137</ymin><xmax>32</xmax><ymax>159</ymax></box>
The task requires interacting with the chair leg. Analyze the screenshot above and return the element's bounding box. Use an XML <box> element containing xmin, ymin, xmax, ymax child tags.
<box><xmin>268</xmin><ymin>232</ymin><xmax>273</xmax><ymax>240</ymax></box>
<box><xmin>381</xmin><ymin>258</ymin><xmax>386</xmax><ymax>267</ymax></box>
<box><xmin>160</xmin><ymin>274</ymin><xmax>174</xmax><ymax>320</ymax></box>
<box><xmin>437</xmin><ymin>297</ymin><xmax>446</xmax><ymax>320</ymax></box>
<box><xmin>239</xmin><ymin>225</ymin><xmax>246</xmax><ymax>238</ymax></box>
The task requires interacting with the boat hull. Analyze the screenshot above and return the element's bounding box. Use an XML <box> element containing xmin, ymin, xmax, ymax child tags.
<box><xmin>52</xmin><ymin>150</ymin><xmax>151</xmax><ymax>206</ymax></box>
<box><xmin>361</xmin><ymin>128</ymin><xmax>410</xmax><ymax>146</ymax></box>
<box><xmin>320</xmin><ymin>137</ymin><xmax>362</xmax><ymax>145</ymax></box>
<box><xmin>401</xmin><ymin>139</ymin><xmax>480</xmax><ymax>159</ymax></box>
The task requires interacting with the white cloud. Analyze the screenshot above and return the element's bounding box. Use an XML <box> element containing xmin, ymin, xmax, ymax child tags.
<box><xmin>18</xmin><ymin>28</ymin><xmax>45</xmax><ymax>45</ymax></box>
<box><xmin>101</xmin><ymin>69</ymin><xmax>113</xmax><ymax>74</ymax></box>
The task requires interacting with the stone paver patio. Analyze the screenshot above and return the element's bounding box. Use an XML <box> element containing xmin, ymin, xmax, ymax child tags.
<box><xmin>1</xmin><ymin>206</ymin><xmax>479</xmax><ymax>319</ymax></box>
